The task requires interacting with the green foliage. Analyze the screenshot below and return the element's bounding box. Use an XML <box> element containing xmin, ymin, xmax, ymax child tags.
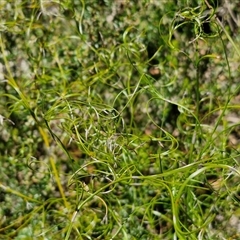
<box><xmin>0</xmin><ymin>0</ymin><xmax>240</xmax><ymax>239</ymax></box>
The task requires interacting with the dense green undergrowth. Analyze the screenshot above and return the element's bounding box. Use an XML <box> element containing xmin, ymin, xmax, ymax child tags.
<box><xmin>0</xmin><ymin>0</ymin><xmax>240</xmax><ymax>239</ymax></box>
